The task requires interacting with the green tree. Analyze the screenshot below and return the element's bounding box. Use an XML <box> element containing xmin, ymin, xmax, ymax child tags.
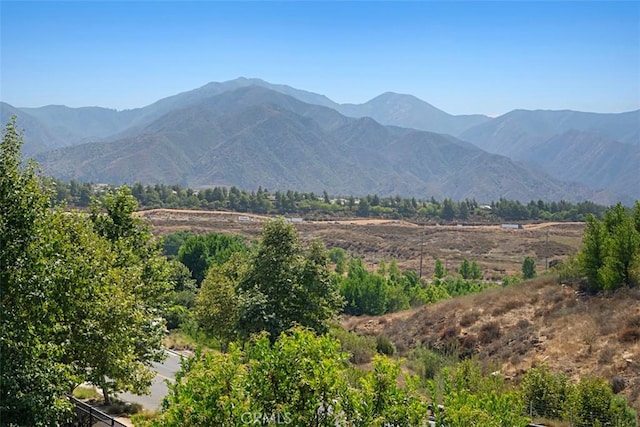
<box><xmin>522</xmin><ymin>256</ymin><xmax>536</xmax><ymax>279</ymax></box>
<box><xmin>459</xmin><ymin>258</ymin><xmax>472</xmax><ymax>279</ymax></box>
<box><xmin>356</xmin><ymin>198</ymin><xmax>370</xmax><ymax>217</ymax></box>
<box><xmin>352</xmin><ymin>356</ymin><xmax>429</xmax><ymax>426</ymax></box>
<box><xmin>521</xmin><ymin>366</ymin><xmax>637</xmax><ymax>426</ymax></box>
<box><xmin>571</xmin><ymin>376</ymin><xmax>637</xmax><ymax>427</ymax></box>
<box><xmin>245</xmin><ymin>329</ymin><xmax>351</xmax><ymax>426</ymax></box>
<box><xmin>162</xmin><ymin>230</ymin><xmax>191</xmax><ymax>258</ymax></box>
<box><xmin>470</xmin><ymin>260</ymin><xmax>483</xmax><ymax>280</ymax></box>
<box><xmin>459</xmin><ymin>202</ymin><xmax>469</xmax><ymax>220</ymax></box>
<box><xmin>580</xmin><ymin>214</ymin><xmax>607</xmax><ymax>291</ymax></box>
<box><xmin>436</xmin><ymin>360</ymin><xmax>529</xmax><ymax>426</ymax></box>
<box><xmin>600</xmin><ymin>205</ymin><xmax>639</xmax><ymax>288</ymax></box>
<box><xmin>634</xmin><ymin>201</ymin><xmax>640</xmax><ymax>233</ymax></box>
<box><xmin>144</xmin><ymin>345</ymin><xmax>249</xmax><ymax>426</ymax></box>
<box><xmin>237</xmin><ymin>218</ymin><xmax>343</xmax><ymax>341</ymax></box>
<box><xmin>177</xmin><ymin>232</ymin><xmax>248</xmax><ymax>285</ymax></box>
<box><xmin>168</xmin><ymin>259</ymin><xmax>197</xmax><ymax>293</ymax></box>
<box><xmin>1</xmin><ymin>118</ymin><xmax>171</xmax><ymax>422</ymax></box>
<box><xmin>441</xmin><ymin>198</ymin><xmax>456</xmax><ymax>221</ymax></box>
<box><xmin>521</xmin><ymin>365</ymin><xmax>571</xmax><ymax>420</ymax></box>
<box><xmin>139</xmin><ymin>329</ymin><xmax>431</xmax><ymax>427</ymax></box>
<box><xmin>340</xmin><ymin>259</ymin><xmax>388</xmax><ymax>315</ymax></box>
<box><xmin>434</xmin><ymin>258</ymin><xmax>446</xmax><ymax>279</ymax></box>
<box><xmin>0</xmin><ymin>117</ymin><xmax>75</xmax><ymax>424</ymax></box>
<box><xmin>195</xmin><ymin>253</ymin><xmax>247</xmax><ymax>351</ymax></box>
<box><xmin>164</xmin><ymin>260</ymin><xmax>197</xmax><ymax>330</ymax></box>
<box><xmin>387</xmin><ymin>259</ymin><xmax>402</xmax><ymax>281</ymax></box>
<box><xmin>579</xmin><ymin>205</ymin><xmax>640</xmax><ymax>291</ymax></box>
<box><xmin>328</xmin><ymin>247</ymin><xmax>348</xmax><ymax>274</ymax></box>
<box><xmin>87</xmin><ymin>187</ymin><xmax>172</xmax><ymax>404</ymax></box>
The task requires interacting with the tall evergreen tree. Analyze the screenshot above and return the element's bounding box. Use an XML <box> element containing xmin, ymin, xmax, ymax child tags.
<box><xmin>522</xmin><ymin>256</ymin><xmax>537</xmax><ymax>279</ymax></box>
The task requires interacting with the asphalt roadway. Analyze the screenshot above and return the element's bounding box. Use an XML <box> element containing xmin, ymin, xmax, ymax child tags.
<box><xmin>117</xmin><ymin>350</ymin><xmax>183</xmax><ymax>410</ymax></box>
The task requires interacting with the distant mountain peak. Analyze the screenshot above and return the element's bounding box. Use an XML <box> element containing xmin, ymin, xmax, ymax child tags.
<box><xmin>373</xmin><ymin>91</ymin><xmax>424</xmax><ymax>101</ymax></box>
<box><xmin>366</xmin><ymin>91</ymin><xmax>441</xmax><ymax>112</ymax></box>
<box><xmin>7</xmin><ymin>77</ymin><xmax>638</xmax><ymax>203</ymax></box>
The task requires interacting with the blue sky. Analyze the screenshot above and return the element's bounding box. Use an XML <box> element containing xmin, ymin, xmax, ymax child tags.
<box><xmin>1</xmin><ymin>1</ymin><xmax>638</xmax><ymax>116</ymax></box>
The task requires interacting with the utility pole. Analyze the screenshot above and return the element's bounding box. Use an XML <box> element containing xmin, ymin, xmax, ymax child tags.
<box><xmin>419</xmin><ymin>230</ymin><xmax>424</xmax><ymax>279</ymax></box>
<box><xmin>545</xmin><ymin>229</ymin><xmax>549</xmax><ymax>270</ymax></box>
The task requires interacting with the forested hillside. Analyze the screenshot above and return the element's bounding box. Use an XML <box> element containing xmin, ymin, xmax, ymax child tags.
<box><xmin>54</xmin><ymin>179</ymin><xmax>609</xmax><ymax>222</ymax></box>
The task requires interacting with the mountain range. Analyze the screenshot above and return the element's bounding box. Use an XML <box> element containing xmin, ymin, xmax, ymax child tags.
<box><xmin>1</xmin><ymin>77</ymin><xmax>638</xmax><ymax>203</ymax></box>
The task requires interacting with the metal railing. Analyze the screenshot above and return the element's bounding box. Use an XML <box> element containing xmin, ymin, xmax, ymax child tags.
<box><xmin>64</xmin><ymin>395</ymin><xmax>128</xmax><ymax>427</ymax></box>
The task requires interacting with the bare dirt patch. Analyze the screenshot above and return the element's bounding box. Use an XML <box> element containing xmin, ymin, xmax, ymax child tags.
<box><xmin>140</xmin><ymin>209</ymin><xmax>584</xmax><ymax>276</ymax></box>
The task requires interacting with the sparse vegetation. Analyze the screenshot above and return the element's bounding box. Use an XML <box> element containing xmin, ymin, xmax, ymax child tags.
<box><xmin>330</xmin><ymin>326</ymin><xmax>376</xmax><ymax>364</ymax></box>
<box><xmin>619</xmin><ymin>325</ymin><xmax>640</xmax><ymax>343</ymax></box>
<box><xmin>460</xmin><ymin>310</ymin><xmax>481</xmax><ymax>327</ymax></box>
<box><xmin>478</xmin><ymin>321</ymin><xmax>502</xmax><ymax>344</ymax></box>
<box><xmin>375</xmin><ymin>335</ymin><xmax>395</xmax><ymax>356</ymax></box>
<box><xmin>72</xmin><ymin>386</ymin><xmax>102</xmax><ymax>401</ymax></box>
<box><xmin>106</xmin><ymin>399</ymin><xmax>143</xmax><ymax>416</ymax></box>
<box><xmin>345</xmin><ymin>276</ymin><xmax>640</xmax><ymax>415</ymax></box>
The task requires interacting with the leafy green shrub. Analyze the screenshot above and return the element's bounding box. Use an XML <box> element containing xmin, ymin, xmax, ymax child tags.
<box><xmin>162</xmin><ymin>230</ymin><xmax>191</xmax><ymax>258</ymax></box>
<box><xmin>521</xmin><ymin>366</ymin><xmax>638</xmax><ymax>427</ymax></box>
<box><xmin>330</xmin><ymin>327</ymin><xmax>376</xmax><ymax>364</ymax></box>
<box><xmin>72</xmin><ymin>386</ymin><xmax>101</xmax><ymax>401</ymax></box>
<box><xmin>555</xmin><ymin>254</ymin><xmax>582</xmax><ymax>284</ymax></box>
<box><xmin>375</xmin><ymin>335</ymin><xmax>395</xmax><ymax>356</ymax></box>
<box><xmin>423</xmin><ymin>350</ymin><xmax>447</xmax><ymax>380</ymax></box>
<box><xmin>521</xmin><ymin>365</ymin><xmax>571</xmax><ymax>420</ymax></box>
<box><xmin>106</xmin><ymin>399</ymin><xmax>143</xmax><ymax>415</ymax></box>
<box><xmin>328</xmin><ymin>247</ymin><xmax>348</xmax><ymax>274</ymax></box>
<box><xmin>571</xmin><ymin>376</ymin><xmax>634</xmax><ymax>427</ymax></box>
<box><xmin>522</xmin><ymin>256</ymin><xmax>537</xmax><ymax>279</ymax></box>
<box><xmin>177</xmin><ymin>232</ymin><xmax>248</xmax><ymax>285</ymax></box>
<box><xmin>436</xmin><ymin>360</ymin><xmax>529</xmax><ymax>426</ymax></box>
<box><xmin>164</xmin><ymin>304</ymin><xmax>192</xmax><ymax>330</ymax></box>
<box><xmin>142</xmin><ymin>328</ymin><xmax>433</xmax><ymax>427</ymax></box>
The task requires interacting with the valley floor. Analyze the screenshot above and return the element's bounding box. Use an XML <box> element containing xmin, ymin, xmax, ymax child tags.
<box><xmin>140</xmin><ymin>208</ymin><xmax>584</xmax><ymax>277</ymax></box>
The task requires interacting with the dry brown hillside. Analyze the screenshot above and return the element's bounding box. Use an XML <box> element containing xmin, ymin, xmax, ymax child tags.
<box><xmin>343</xmin><ymin>277</ymin><xmax>640</xmax><ymax>413</ymax></box>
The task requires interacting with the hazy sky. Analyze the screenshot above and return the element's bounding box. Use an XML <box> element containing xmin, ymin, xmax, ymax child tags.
<box><xmin>1</xmin><ymin>1</ymin><xmax>638</xmax><ymax>116</ymax></box>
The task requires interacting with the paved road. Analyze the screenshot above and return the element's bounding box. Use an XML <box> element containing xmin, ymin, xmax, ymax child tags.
<box><xmin>117</xmin><ymin>351</ymin><xmax>183</xmax><ymax>410</ymax></box>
